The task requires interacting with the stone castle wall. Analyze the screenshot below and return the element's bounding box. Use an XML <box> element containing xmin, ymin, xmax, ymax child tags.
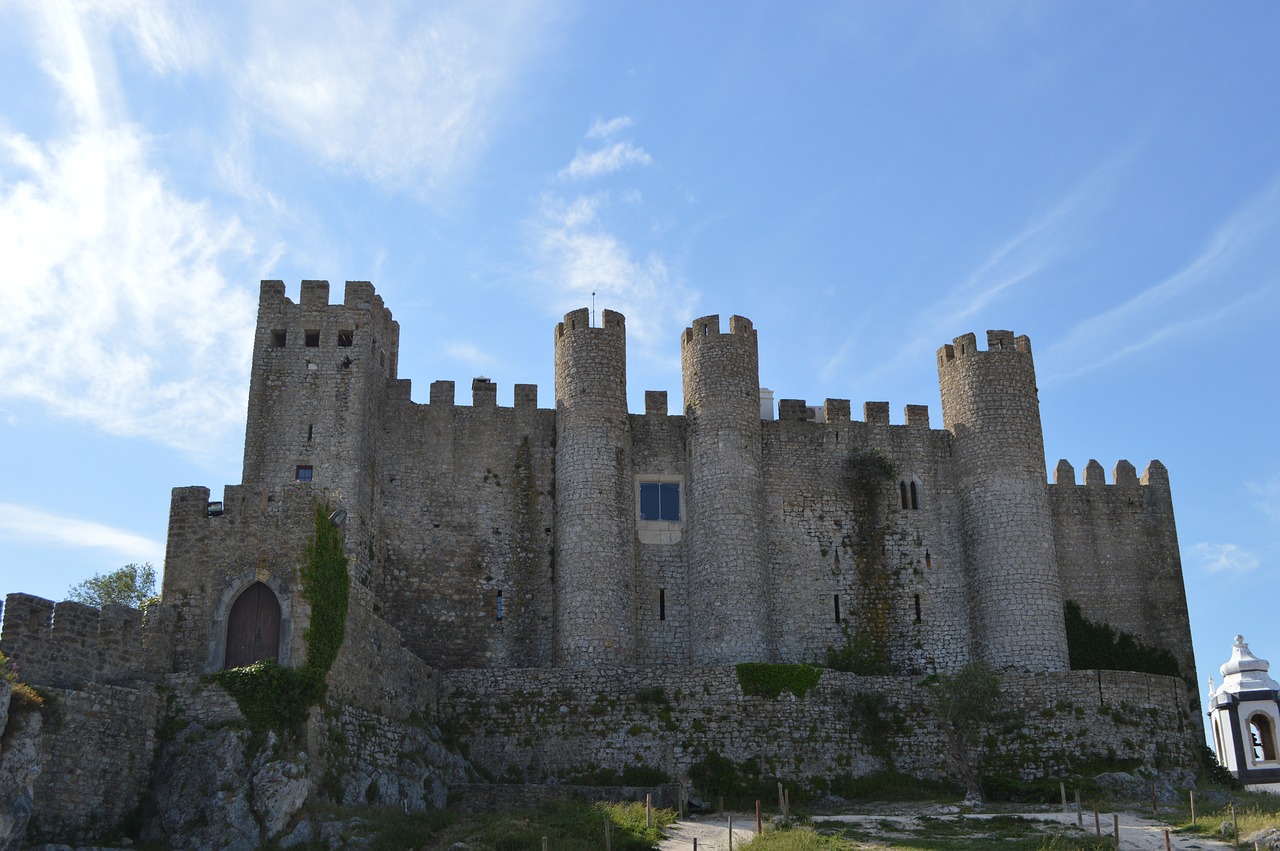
<box><xmin>439</xmin><ymin>666</ymin><xmax>1199</xmax><ymax>786</ymax></box>
<box><xmin>1050</xmin><ymin>459</ymin><xmax>1194</xmax><ymax>679</ymax></box>
<box><xmin>0</xmin><ymin>594</ymin><xmax>173</xmax><ymax>688</ymax></box>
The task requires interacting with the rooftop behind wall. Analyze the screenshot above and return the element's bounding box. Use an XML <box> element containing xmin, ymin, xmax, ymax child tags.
<box><xmin>0</xmin><ymin>593</ymin><xmax>174</xmax><ymax>687</ymax></box>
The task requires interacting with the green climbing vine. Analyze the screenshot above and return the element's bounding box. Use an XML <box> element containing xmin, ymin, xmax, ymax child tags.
<box><xmin>1063</xmin><ymin>601</ymin><xmax>1179</xmax><ymax>678</ymax></box>
<box><xmin>211</xmin><ymin>501</ymin><xmax>350</xmax><ymax>733</ymax></box>
<box><xmin>735</xmin><ymin>663</ymin><xmax>822</xmax><ymax>699</ymax></box>
<box><xmin>841</xmin><ymin>448</ymin><xmax>896</xmax><ymax>672</ymax></box>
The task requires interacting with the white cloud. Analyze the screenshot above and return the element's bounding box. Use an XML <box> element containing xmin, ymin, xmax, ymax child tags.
<box><xmin>560</xmin><ymin>141</ymin><xmax>653</xmax><ymax>180</ymax></box>
<box><xmin>1192</xmin><ymin>542</ymin><xmax>1260</xmax><ymax>575</ymax></box>
<box><xmin>235</xmin><ymin>0</ymin><xmax>555</xmax><ymax>189</ymax></box>
<box><xmin>443</xmin><ymin>341</ymin><xmax>495</xmax><ymax>370</ymax></box>
<box><xmin>1248</xmin><ymin>479</ymin><xmax>1280</xmax><ymax>524</ymax></box>
<box><xmin>0</xmin><ymin>3</ymin><xmax>259</xmax><ymax>459</ymax></box>
<box><xmin>587</xmin><ymin>116</ymin><xmax>634</xmax><ymax>140</ymax></box>
<box><xmin>0</xmin><ymin>502</ymin><xmax>164</xmax><ymax>564</ymax></box>
<box><xmin>530</xmin><ymin>192</ymin><xmax>697</xmax><ymax>356</ymax></box>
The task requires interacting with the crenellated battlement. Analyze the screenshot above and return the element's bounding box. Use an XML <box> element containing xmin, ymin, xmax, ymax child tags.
<box><xmin>1051</xmin><ymin>459</ymin><xmax>1169</xmax><ymax>489</ymax></box>
<box><xmin>255</xmin><ymin>279</ymin><xmax>400</xmax><ymax>378</ymax></box>
<box><xmin>681</xmin><ymin>314</ymin><xmax>755</xmax><ymax>345</ymax></box>
<box><xmin>773</xmin><ymin>398</ymin><xmax>931</xmax><ymax>428</ymax></box>
<box><xmin>0</xmin><ymin>593</ymin><xmax>174</xmax><ymax>688</ymax></box>
<box><xmin>555</xmin><ymin>308</ymin><xmax>625</xmax><ymax>340</ymax></box>
<box><xmin>936</xmin><ymin>329</ymin><xmax>1032</xmax><ymax>368</ymax></box>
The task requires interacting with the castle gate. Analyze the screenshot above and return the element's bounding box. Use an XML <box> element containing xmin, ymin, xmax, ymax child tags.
<box><xmin>224</xmin><ymin>582</ymin><xmax>281</xmax><ymax>668</ymax></box>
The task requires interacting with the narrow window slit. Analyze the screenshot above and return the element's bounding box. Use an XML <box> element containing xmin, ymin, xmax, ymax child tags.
<box><xmin>899</xmin><ymin>481</ymin><xmax>909</xmax><ymax>509</ymax></box>
<box><xmin>495</xmin><ymin>590</ymin><xmax>503</xmax><ymax>622</ymax></box>
<box><xmin>834</xmin><ymin>594</ymin><xmax>841</xmax><ymax>623</ymax></box>
<box><xmin>924</xmin><ymin>549</ymin><xmax>931</xmax><ymax>569</ymax></box>
<box><xmin>914</xmin><ymin>594</ymin><xmax>922</xmax><ymax>624</ymax></box>
<box><xmin>659</xmin><ymin>589</ymin><xmax>666</xmax><ymax>621</ymax></box>
<box><xmin>910</xmin><ymin>481</ymin><xmax>919</xmax><ymax>510</ymax></box>
<box><xmin>307</xmin><ymin>424</ymin><xmax>313</xmax><ymax>442</ymax></box>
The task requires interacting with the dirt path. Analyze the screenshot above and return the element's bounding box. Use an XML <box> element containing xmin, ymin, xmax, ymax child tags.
<box><xmin>658</xmin><ymin>812</ymin><xmax>758</xmax><ymax>850</ymax></box>
<box><xmin>657</xmin><ymin>809</ymin><xmax>1236</xmax><ymax>850</ymax></box>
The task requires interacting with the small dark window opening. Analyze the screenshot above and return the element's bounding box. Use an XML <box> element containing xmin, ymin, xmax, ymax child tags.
<box><xmin>834</xmin><ymin>594</ymin><xmax>842</xmax><ymax>623</ymax></box>
<box><xmin>337</xmin><ymin>330</ymin><xmax>353</xmax><ymax>347</ymax></box>
<box><xmin>271</xmin><ymin>330</ymin><xmax>287</xmax><ymax>347</ymax></box>
<box><xmin>924</xmin><ymin>549</ymin><xmax>932</xmax><ymax>569</ymax></box>
<box><xmin>914</xmin><ymin>594</ymin><xmax>922</xmax><ymax>623</ymax></box>
<box><xmin>910</xmin><ymin>481</ymin><xmax>919</xmax><ymax>510</ymax></box>
<box><xmin>899</xmin><ymin>481</ymin><xmax>909</xmax><ymax>509</ymax></box>
<box><xmin>296</xmin><ymin>465</ymin><xmax>313</xmax><ymax>482</ymax></box>
<box><xmin>495</xmin><ymin>590</ymin><xmax>503</xmax><ymax>622</ymax></box>
<box><xmin>1251</xmin><ymin>714</ymin><xmax>1277</xmax><ymax>762</ymax></box>
<box><xmin>307</xmin><ymin>424</ymin><xmax>313</xmax><ymax>442</ymax></box>
<box><xmin>659</xmin><ymin>589</ymin><xmax>666</xmax><ymax>621</ymax></box>
<box><xmin>305</xmin><ymin>330</ymin><xmax>320</xmax><ymax>347</ymax></box>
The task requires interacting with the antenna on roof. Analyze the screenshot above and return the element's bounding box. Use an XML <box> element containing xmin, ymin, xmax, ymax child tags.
<box><xmin>591</xmin><ymin>291</ymin><xmax>596</xmax><ymax>327</ymax></box>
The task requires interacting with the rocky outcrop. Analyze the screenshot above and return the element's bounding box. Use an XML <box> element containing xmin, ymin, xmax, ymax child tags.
<box><xmin>0</xmin><ymin>680</ymin><xmax>44</xmax><ymax>851</ymax></box>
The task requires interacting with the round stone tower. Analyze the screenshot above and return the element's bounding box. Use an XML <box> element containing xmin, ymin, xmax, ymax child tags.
<box><xmin>553</xmin><ymin>308</ymin><xmax>635</xmax><ymax>667</ymax></box>
<box><xmin>681</xmin><ymin>314</ymin><xmax>769</xmax><ymax>664</ymax></box>
<box><xmin>937</xmin><ymin>330</ymin><xmax>1068</xmax><ymax>672</ymax></box>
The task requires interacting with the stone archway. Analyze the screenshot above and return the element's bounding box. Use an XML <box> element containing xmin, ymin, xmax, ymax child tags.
<box><xmin>223</xmin><ymin>581</ymin><xmax>282</xmax><ymax>669</ymax></box>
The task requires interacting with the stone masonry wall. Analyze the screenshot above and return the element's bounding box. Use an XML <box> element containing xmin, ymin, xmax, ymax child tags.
<box><xmin>938</xmin><ymin>331</ymin><xmax>1069</xmax><ymax>672</ymax></box>
<box><xmin>29</xmin><ymin>682</ymin><xmax>160</xmax><ymax>844</ymax></box>
<box><xmin>438</xmin><ymin>667</ymin><xmax>1198</xmax><ymax>788</ymax></box>
<box><xmin>762</xmin><ymin>401</ymin><xmax>973</xmax><ymax>672</ymax></box>
<box><xmin>0</xmin><ymin>594</ymin><xmax>173</xmax><ymax>688</ymax></box>
<box><xmin>373</xmin><ymin>386</ymin><xmax>557</xmax><ymax>669</ymax></box>
<box><xmin>1050</xmin><ymin>459</ymin><xmax>1196</xmax><ymax>682</ymax></box>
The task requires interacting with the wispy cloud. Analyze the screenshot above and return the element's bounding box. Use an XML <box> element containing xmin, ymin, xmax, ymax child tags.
<box><xmin>530</xmin><ymin>192</ymin><xmax>696</xmax><ymax>356</ymax></box>
<box><xmin>587</xmin><ymin>115</ymin><xmax>634</xmax><ymax>140</ymax></box>
<box><xmin>443</xmin><ymin>341</ymin><xmax>495</xmax><ymax>371</ymax></box>
<box><xmin>234</xmin><ymin>0</ymin><xmax>555</xmax><ymax>190</ymax></box>
<box><xmin>0</xmin><ymin>4</ymin><xmax>260</xmax><ymax>459</ymax></box>
<box><xmin>1044</xmin><ymin>174</ymin><xmax>1280</xmax><ymax>380</ymax></box>
<box><xmin>832</xmin><ymin>153</ymin><xmax>1124</xmax><ymax>386</ymax></box>
<box><xmin>1248</xmin><ymin>479</ymin><xmax>1280</xmax><ymax>525</ymax></box>
<box><xmin>0</xmin><ymin>502</ymin><xmax>164</xmax><ymax>564</ymax></box>
<box><xmin>1192</xmin><ymin>542</ymin><xmax>1260</xmax><ymax>575</ymax></box>
<box><xmin>560</xmin><ymin>141</ymin><xmax>653</xmax><ymax>180</ymax></box>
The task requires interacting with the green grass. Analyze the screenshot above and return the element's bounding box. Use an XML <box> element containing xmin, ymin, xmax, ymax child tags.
<box><xmin>1171</xmin><ymin>789</ymin><xmax>1280</xmax><ymax>842</ymax></box>
<box><xmin>304</xmin><ymin>800</ymin><xmax>677</xmax><ymax>850</ymax></box>
<box><xmin>740</xmin><ymin>815</ymin><xmax>1119</xmax><ymax>850</ymax></box>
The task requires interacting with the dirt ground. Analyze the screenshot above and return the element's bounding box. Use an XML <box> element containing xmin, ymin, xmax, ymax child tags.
<box><xmin>656</xmin><ymin>806</ymin><xmax>1238</xmax><ymax>850</ymax></box>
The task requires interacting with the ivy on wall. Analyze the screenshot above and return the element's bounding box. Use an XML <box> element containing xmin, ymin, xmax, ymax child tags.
<box><xmin>842</xmin><ymin>448</ymin><xmax>897</xmax><ymax>672</ymax></box>
<box><xmin>1063</xmin><ymin>601</ymin><xmax>1179</xmax><ymax>678</ymax></box>
<box><xmin>211</xmin><ymin>502</ymin><xmax>350</xmax><ymax>733</ymax></box>
<box><xmin>735</xmin><ymin>663</ymin><xmax>822</xmax><ymax>699</ymax></box>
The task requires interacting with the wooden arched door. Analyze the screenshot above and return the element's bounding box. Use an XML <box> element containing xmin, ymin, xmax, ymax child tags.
<box><xmin>224</xmin><ymin>582</ymin><xmax>281</xmax><ymax>669</ymax></box>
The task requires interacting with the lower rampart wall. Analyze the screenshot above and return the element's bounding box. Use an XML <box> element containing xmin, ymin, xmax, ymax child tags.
<box><xmin>30</xmin><ymin>682</ymin><xmax>161</xmax><ymax>844</ymax></box>
<box><xmin>439</xmin><ymin>667</ymin><xmax>1198</xmax><ymax>786</ymax></box>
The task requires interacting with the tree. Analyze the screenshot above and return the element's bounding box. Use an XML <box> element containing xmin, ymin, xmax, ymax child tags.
<box><xmin>926</xmin><ymin>661</ymin><xmax>1002</xmax><ymax>804</ymax></box>
<box><xmin>67</xmin><ymin>563</ymin><xmax>159</xmax><ymax>608</ymax></box>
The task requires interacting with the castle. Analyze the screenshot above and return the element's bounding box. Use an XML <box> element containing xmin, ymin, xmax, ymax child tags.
<box><xmin>0</xmin><ymin>279</ymin><xmax>1203</xmax><ymax>847</ymax></box>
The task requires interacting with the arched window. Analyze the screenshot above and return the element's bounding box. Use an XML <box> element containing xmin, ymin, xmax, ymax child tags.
<box><xmin>899</xmin><ymin>481</ymin><xmax>909</xmax><ymax>509</ymax></box>
<box><xmin>1250</xmin><ymin>713</ymin><xmax>1278</xmax><ymax>763</ymax></box>
<box><xmin>909</xmin><ymin>481</ymin><xmax>919</xmax><ymax>510</ymax></box>
<box><xmin>224</xmin><ymin>582</ymin><xmax>282</xmax><ymax>669</ymax></box>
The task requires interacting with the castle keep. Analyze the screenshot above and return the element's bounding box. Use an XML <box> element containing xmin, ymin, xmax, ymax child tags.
<box><xmin>0</xmin><ymin>279</ymin><xmax>1202</xmax><ymax>847</ymax></box>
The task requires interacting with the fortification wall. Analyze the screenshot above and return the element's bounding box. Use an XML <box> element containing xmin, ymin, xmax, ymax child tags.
<box><xmin>629</xmin><ymin>398</ymin><xmax>691</xmax><ymax>665</ymax></box>
<box><xmin>29</xmin><ymin>682</ymin><xmax>161</xmax><ymax>844</ymax></box>
<box><xmin>1050</xmin><ymin>459</ymin><xmax>1195</xmax><ymax>680</ymax></box>
<box><xmin>372</xmin><ymin>382</ymin><xmax>557</xmax><ymax>669</ymax></box>
<box><xmin>0</xmin><ymin>594</ymin><xmax>173</xmax><ymax>688</ymax></box>
<box><xmin>162</xmin><ymin>484</ymin><xmax>314</xmax><ymax>673</ymax></box>
<box><xmin>438</xmin><ymin>667</ymin><xmax>1198</xmax><ymax>786</ymax></box>
<box><xmin>762</xmin><ymin>400</ymin><xmax>972</xmax><ymax>671</ymax></box>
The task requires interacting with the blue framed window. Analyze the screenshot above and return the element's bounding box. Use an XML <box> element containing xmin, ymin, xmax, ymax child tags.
<box><xmin>296</xmin><ymin>465</ymin><xmax>313</xmax><ymax>482</ymax></box>
<box><xmin>639</xmin><ymin>482</ymin><xmax>680</xmax><ymax>522</ymax></box>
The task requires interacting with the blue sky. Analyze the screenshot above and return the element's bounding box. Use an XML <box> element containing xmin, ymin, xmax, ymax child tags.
<box><xmin>1</xmin><ymin>1</ymin><xmax>1278</xmax><ymax>712</ymax></box>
